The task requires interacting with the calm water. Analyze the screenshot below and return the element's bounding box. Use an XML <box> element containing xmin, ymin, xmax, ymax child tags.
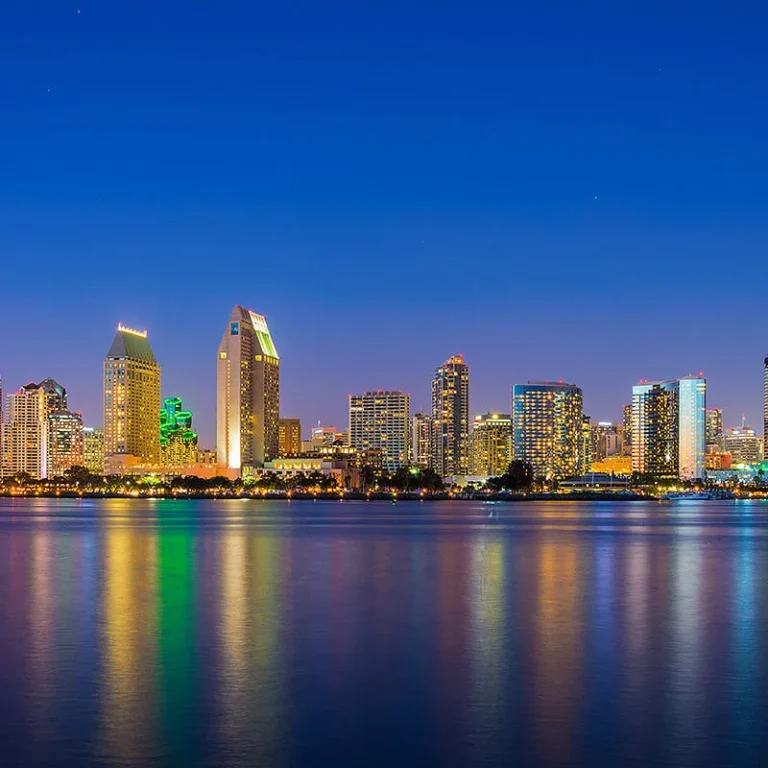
<box><xmin>0</xmin><ymin>498</ymin><xmax>767</xmax><ymax>767</ymax></box>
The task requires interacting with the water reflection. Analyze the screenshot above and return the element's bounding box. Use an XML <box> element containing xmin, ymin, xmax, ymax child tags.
<box><xmin>98</xmin><ymin>509</ymin><xmax>160</xmax><ymax>764</ymax></box>
<box><xmin>0</xmin><ymin>499</ymin><xmax>766</xmax><ymax>766</ymax></box>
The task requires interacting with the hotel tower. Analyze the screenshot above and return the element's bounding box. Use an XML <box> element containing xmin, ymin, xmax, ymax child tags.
<box><xmin>216</xmin><ymin>305</ymin><xmax>280</xmax><ymax>472</ymax></box>
<box><xmin>103</xmin><ymin>324</ymin><xmax>162</xmax><ymax>466</ymax></box>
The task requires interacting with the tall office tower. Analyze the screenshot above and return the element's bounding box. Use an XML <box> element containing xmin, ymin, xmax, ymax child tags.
<box><xmin>279</xmin><ymin>418</ymin><xmax>302</xmax><ymax>456</ymax></box>
<box><xmin>724</xmin><ymin>423</ymin><xmax>762</xmax><ymax>465</ymax></box>
<box><xmin>470</xmin><ymin>413</ymin><xmax>512</xmax><ymax>476</ymax></box>
<box><xmin>104</xmin><ymin>324</ymin><xmax>162</xmax><ymax>464</ymax></box>
<box><xmin>160</xmin><ymin>397</ymin><xmax>198</xmax><ymax>467</ymax></box>
<box><xmin>512</xmin><ymin>382</ymin><xmax>584</xmax><ymax>480</ymax></box>
<box><xmin>632</xmin><ymin>376</ymin><xmax>706</xmax><ymax>480</ymax></box>
<box><xmin>83</xmin><ymin>427</ymin><xmax>104</xmax><ymax>473</ymax></box>
<box><xmin>582</xmin><ymin>415</ymin><xmax>593</xmax><ymax>472</ymax></box>
<box><xmin>1</xmin><ymin>383</ymin><xmax>48</xmax><ymax>479</ymax></box>
<box><xmin>217</xmin><ymin>306</ymin><xmax>280</xmax><ymax>471</ymax></box>
<box><xmin>592</xmin><ymin>421</ymin><xmax>622</xmax><ymax>461</ymax></box>
<box><xmin>47</xmin><ymin>410</ymin><xmax>84</xmax><ymax>476</ymax></box>
<box><xmin>764</xmin><ymin>355</ymin><xmax>768</xmax><ymax>448</ymax></box>
<box><xmin>431</xmin><ymin>355</ymin><xmax>470</xmax><ymax>476</ymax></box>
<box><xmin>411</xmin><ymin>412</ymin><xmax>433</xmax><ymax>467</ymax></box>
<box><xmin>622</xmin><ymin>404</ymin><xmax>632</xmax><ymax>455</ymax></box>
<box><xmin>349</xmin><ymin>391</ymin><xmax>410</xmax><ymax>472</ymax></box>
<box><xmin>38</xmin><ymin>378</ymin><xmax>68</xmax><ymax>412</ymax></box>
<box><xmin>706</xmin><ymin>407</ymin><xmax>724</xmax><ymax>450</ymax></box>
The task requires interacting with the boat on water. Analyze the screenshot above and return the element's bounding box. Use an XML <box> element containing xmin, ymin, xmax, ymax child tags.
<box><xmin>660</xmin><ymin>490</ymin><xmax>735</xmax><ymax>501</ymax></box>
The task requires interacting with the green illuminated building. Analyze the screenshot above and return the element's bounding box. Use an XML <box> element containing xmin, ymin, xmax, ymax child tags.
<box><xmin>160</xmin><ymin>397</ymin><xmax>198</xmax><ymax>467</ymax></box>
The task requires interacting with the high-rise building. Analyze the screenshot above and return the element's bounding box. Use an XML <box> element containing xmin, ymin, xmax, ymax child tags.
<box><xmin>470</xmin><ymin>413</ymin><xmax>512</xmax><ymax>476</ymax></box>
<box><xmin>512</xmin><ymin>382</ymin><xmax>584</xmax><ymax>480</ymax></box>
<box><xmin>591</xmin><ymin>421</ymin><xmax>623</xmax><ymax>462</ymax></box>
<box><xmin>764</xmin><ymin>355</ymin><xmax>768</xmax><ymax>448</ymax></box>
<box><xmin>1</xmin><ymin>383</ymin><xmax>48</xmax><ymax>479</ymax></box>
<box><xmin>83</xmin><ymin>427</ymin><xmax>104</xmax><ymax>473</ymax></box>
<box><xmin>411</xmin><ymin>412</ymin><xmax>433</xmax><ymax>467</ymax></box>
<box><xmin>431</xmin><ymin>355</ymin><xmax>470</xmax><ymax>476</ymax></box>
<box><xmin>631</xmin><ymin>376</ymin><xmax>706</xmax><ymax>480</ymax></box>
<box><xmin>582</xmin><ymin>415</ymin><xmax>593</xmax><ymax>472</ymax></box>
<box><xmin>706</xmin><ymin>408</ymin><xmax>724</xmax><ymax>450</ymax></box>
<box><xmin>216</xmin><ymin>306</ymin><xmax>280</xmax><ymax>472</ymax></box>
<box><xmin>349</xmin><ymin>391</ymin><xmax>410</xmax><ymax>472</ymax></box>
<box><xmin>104</xmin><ymin>324</ymin><xmax>162</xmax><ymax>465</ymax></box>
<box><xmin>38</xmin><ymin>378</ymin><xmax>68</xmax><ymax>412</ymax></box>
<box><xmin>724</xmin><ymin>423</ymin><xmax>762</xmax><ymax>466</ymax></box>
<box><xmin>279</xmin><ymin>418</ymin><xmax>302</xmax><ymax>456</ymax></box>
<box><xmin>622</xmin><ymin>404</ymin><xmax>632</xmax><ymax>455</ymax></box>
<box><xmin>47</xmin><ymin>410</ymin><xmax>84</xmax><ymax>477</ymax></box>
<box><xmin>160</xmin><ymin>397</ymin><xmax>198</xmax><ymax>467</ymax></box>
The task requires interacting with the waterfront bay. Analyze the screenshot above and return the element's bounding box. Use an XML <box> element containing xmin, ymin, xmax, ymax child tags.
<box><xmin>0</xmin><ymin>498</ymin><xmax>767</xmax><ymax>767</ymax></box>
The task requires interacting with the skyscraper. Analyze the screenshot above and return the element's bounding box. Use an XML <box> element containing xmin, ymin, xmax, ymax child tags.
<box><xmin>706</xmin><ymin>407</ymin><xmax>724</xmax><ymax>450</ymax></box>
<box><xmin>622</xmin><ymin>404</ymin><xmax>632</xmax><ymax>455</ymax></box>
<box><xmin>631</xmin><ymin>376</ymin><xmax>706</xmax><ymax>480</ymax></box>
<box><xmin>724</xmin><ymin>423</ymin><xmax>762</xmax><ymax>465</ymax></box>
<box><xmin>1</xmin><ymin>383</ymin><xmax>48</xmax><ymax>479</ymax></box>
<box><xmin>512</xmin><ymin>382</ymin><xmax>584</xmax><ymax>480</ymax></box>
<box><xmin>104</xmin><ymin>324</ymin><xmax>162</xmax><ymax>465</ymax></box>
<box><xmin>431</xmin><ymin>355</ymin><xmax>470</xmax><ymax>476</ymax></box>
<box><xmin>38</xmin><ymin>378</ymin><xmax>68</xmax><ymax>412</ymax></box>
<box><xmin>47</xmin><ymin>410</ymin><xmax>84</xmax><ymax>477</ymax></box>
<box><xmin>160</xmin><ymin>397</ymin><xmax>198</xmax><ymax>467</ymax></box>
<box><xmin>411</xmin><ymin>412</ymin><xmax>433</xmax><ymax>468</ymax></box>
<box><xmin>216</xmin><ymin>305</ymin><xmax>280</xmax><ymax>472</ymax></box>
<box><xmin>470</xmin><ymin>413</ymin><xmax>512</xmax><ymax>476</ymax></box>
<box><xmin>349</xmin><ymin>391</ymin><xmax>410</xmax><ymax>472</ymax></box>
<box><xmin>764</xmin><ymin>355</ymin><xmax>768</xmax><ymax>449</ymax></box>
<box><xmin>83</xmin><ymin>427</ymin><xmax>104</xmax><ymax>473</ymax></box>
<box><xmin>278</xmin><ymin>418</ymin><xmax>302</xmax><ymax>456</ymax></box>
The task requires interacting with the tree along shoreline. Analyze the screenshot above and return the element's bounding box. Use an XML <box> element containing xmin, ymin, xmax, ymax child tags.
<box><xmin>0</xmin><ymin>490</ymin><xmax>653</xmax><ymax>501</ymax></box>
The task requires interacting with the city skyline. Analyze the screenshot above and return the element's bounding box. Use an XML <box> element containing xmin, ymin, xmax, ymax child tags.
<box><xmin>0</xmin><ymin>313</ymin><xmax>764</xmax><ymax>449</ymax></box>
<box><xmin>4</xmin><ymin>4</ymin><xmax>768</xmax><ymax>449</ymax></box>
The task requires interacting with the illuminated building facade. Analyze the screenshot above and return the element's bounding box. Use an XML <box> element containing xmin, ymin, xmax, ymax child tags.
<box><xmin>47</xmin><ymin>410</ymin><xmax>84</xmax><ymax>477</ymax></box>
<box><xmin>104</xmin><ymin>324</ymin><xmax>162</xmax><ymax>466</ymax></box>
<box><xmin>632</xmin><ymin>376</ymin><xmax>706</xmax><ymax>480</ymax></box>
<box><xmin>431</xmin><ymin>355</ymin><xmax>470</xmax><ymax>476</ymax></box>
<box><xmin>470</xmin><ymin>413</ymin><xmax>512</xmax><ymax>476</ymax></box>
<box><xmin>83</xmin><ymin>427</ymin><xmax>104</xmax><ymax>473</ymax></box>
<box><xmin>278</xmin><ymin>418</ymin><xmax>302</xmax><ymax>456</ymax></box>
<box><xmin>411</xmin><ymin>412</ymin><xmax>433</xmax><ymax>468</ymax></box>
<box><xmin>590</xmin><ymin>420</ymin><xmax>624</xmax><ymax>462</ymax></box>
<box><xmin>349</xmin><ymin>391</ymin><xmax>410</xmax><ymax>472</ymax></box>
<box><xmin>764</xmin><ymin>354</ymin><xmax>768</xmax><ymax>448</ymax></box>
<box><xmin>216</xmin><ymin>306</ymin><xmax>280</xmax><ymax>471</ymax></box>
<box><xmin>622</xmin><ymin>404</ymin><xmax>632</xmax><ymax>454</ymax></box>
<box><xmin>724</xmin><ymin>425</ymin><xmax>761</xmax><ymax>466</ymax></box>
<box><xmin>1</xmin><ymin>383</ymin><xmax>48</xmax><ymax>479</ymax></box>
<box><xmin>512</xmin><ymin>382</ymin><xmax>584</xmax><ymax>480</ymax></box>
<box><xmin>160</xmin><ymin>397</ymin><xmax>198</xmax><ymax>467</ymax></box>
<box><xmin>582</xmin><ymin>415</ymin><xmax>593</xmax><ymax>472</ymax></box>
<box><xmin>39</xmin><ymin>378</ymin><xmax>68</xmax><ymax>412</ymax></box>
<box><xmin>706</xmin><ymin>407</ymin><xmax>724</xmax><ymax>451</ymax></box>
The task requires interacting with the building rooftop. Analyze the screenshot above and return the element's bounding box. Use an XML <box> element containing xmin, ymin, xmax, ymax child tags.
<box><xmin>106</xmin><ymin>326</ymin><xmax>158</xmax><ymax>364</ymax></box>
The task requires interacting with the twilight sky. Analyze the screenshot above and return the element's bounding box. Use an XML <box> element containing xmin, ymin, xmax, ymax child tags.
<box><xmin>2</xmin><ymin>1</ymin><xmax>767</xmax><ymax>446</ymax></box>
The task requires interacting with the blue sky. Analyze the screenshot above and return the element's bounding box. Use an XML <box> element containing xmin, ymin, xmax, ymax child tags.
<box><xmin>1</xmin><ymin>1</ymin><xmax>767</xmax><ymax>444</ymax></box>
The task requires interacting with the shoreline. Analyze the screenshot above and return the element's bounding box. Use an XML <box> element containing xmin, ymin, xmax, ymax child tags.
<box><xmin>0</xmin><ymin>491</ymin><xmax>653</xmax><ymax>502</ymax></box>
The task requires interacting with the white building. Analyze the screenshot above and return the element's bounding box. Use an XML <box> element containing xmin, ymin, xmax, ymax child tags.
<box><xmin>1</xmin><ymin>383</ymin><xmax>48</xmax><ymax>479</ymax></box>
